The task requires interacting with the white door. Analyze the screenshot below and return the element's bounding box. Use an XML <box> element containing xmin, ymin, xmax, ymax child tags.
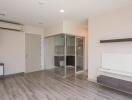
<box><xmin>25</xmin><ymin>34</ymin><xmax>41</xmax><ymax>73</ymax></box>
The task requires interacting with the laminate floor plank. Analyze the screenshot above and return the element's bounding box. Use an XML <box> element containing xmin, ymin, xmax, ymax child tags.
<box><xmin>0</xmin><ymin>71</ymin><xmax>132</xmax><ymax>100</ymax></box>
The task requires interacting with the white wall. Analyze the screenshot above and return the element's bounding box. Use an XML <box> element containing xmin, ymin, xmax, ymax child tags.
<box><xmin>0</xmin><ymin>30</ymin><xmax>25</xmax><ymax>75</ymax></box>
<box><xmin>0</xmin><ymin>24</ymin><xmax>45</xmax><ymax>75</ymax></box>
<box><xmin>88</xmin><ymin>6</ymin><xmax>132</xmax><ymax>82</ymax></box>
<box><xmin>63</xmin><ymin>20</ymin><xmax>88</xmax><ymax>37</ymax></box>
<box><xmin>44</xmin><ymin>20</ymin><xmax>88</xmax><ymax>37</ymax></box>
<box><xmin>44</xmin><ymin>22</ymin><xmax>63</xmax><ymax>37</ymax></box>
<box><xmin>24</xmin><ymin>25</ymin><xmax>44</xmax><ymax>35</ymax></box>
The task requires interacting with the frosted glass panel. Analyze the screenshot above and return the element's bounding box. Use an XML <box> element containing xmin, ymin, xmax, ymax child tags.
<box><xmin>66</xmin><ymin>35</ymin><xmax>75</xmax><ymax>76</ymax></box>
<box><xmin>102</xmin><ymin>53</ymin><xmax>132</xmax><ymax>74</ymax></box>
<box><xmin>55</xmin><ymin>35</ymin><xmax>65</xmax><ymax>46</ymax></box>
<box><xmin>76</xmin><ymin>37</ymin><xmax>84</xmax><ymax>72</ymax></box>
<box><xmin>66</xmin><ymin>36</ymin><xmax>75</xmax><ymax>56</ymax></box>
<box><xmin>54</xmin><ymin>34</ymin><xmax>65</xmax><ymax>76</ymax></box>
<box><xmin>55</xmin><ymin>35</ymin><xmax>65</xmax><ymax>56</ymax></box>
<box><xmin>44</xmin><ymin>34</ymin><xmax>65</xmax><ymax>77</ymax></box>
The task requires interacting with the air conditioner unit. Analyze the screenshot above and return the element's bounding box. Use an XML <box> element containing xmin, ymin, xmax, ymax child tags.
<box><xmin>0</xmin><ymin>20</ymin><xmax>23</xmax><ymax>31</ymax></box>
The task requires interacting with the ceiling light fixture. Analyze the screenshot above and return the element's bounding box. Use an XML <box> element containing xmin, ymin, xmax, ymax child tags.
<box><xmin>60</xmin><ymin>9</ymin><xmax>64</xmax><ymax>13</ymax></box>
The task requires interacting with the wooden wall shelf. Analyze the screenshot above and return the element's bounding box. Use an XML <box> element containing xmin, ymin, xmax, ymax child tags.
<box><xmin>100</xmin><ymin>38</ymin><xmax>132</xmax><ymax>43</ymax></box>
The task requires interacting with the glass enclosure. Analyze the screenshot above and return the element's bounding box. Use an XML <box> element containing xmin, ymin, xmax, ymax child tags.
<box><xmin>44</xmin><ymin>34</ymin><xmax>84</xmax><ymax>77</ymax></box>
<box><xmin>54</xmin><ymin>34</ymin><xmax>65</xmax><ymax>76</ymax></box>
<box><xmin>76</xmin><ymin>37</ymin><xmax>84</xmax><ymax>72</ymax></box>
<box><xmin>66</xmin><ymin>35</ymin><xmax>75</xmax><ymax>77</ymax></box>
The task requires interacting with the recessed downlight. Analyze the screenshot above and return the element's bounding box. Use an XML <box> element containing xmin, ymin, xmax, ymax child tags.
<box><xmin>60</xmin><ymin>9</ymin><xmax>64</xmax><ymax>13</ymax></box>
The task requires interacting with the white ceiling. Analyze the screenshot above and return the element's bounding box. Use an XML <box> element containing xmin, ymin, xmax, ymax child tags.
<box><xmin>0</xmin><ymin>0</ymin><xmax>132</xmax><ymax>27</ymax></box>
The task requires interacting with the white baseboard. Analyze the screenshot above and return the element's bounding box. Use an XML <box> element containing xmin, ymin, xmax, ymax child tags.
<box><xmin>87</xmin><ymin>78</ymin><xmax>97</xmax><ymax>83</ymax></box>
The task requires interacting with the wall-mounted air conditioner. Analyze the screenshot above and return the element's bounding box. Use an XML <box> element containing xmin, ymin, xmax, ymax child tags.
<box><xmin>0</xmin><ymin>20</ymin><xmax>23</xmax><ymax>31</ymax></box>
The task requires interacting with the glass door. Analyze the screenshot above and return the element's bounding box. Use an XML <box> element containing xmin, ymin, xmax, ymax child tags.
<box><xmin>66</xmin><ymin>35</ymin><xmax>75</xmax><ymax>77</ymax></box>
<box><xmin>76</xmin><ymin>37</ymin><xmax>84</xmax><ymax>73</ymax></box>
<box><xmin>44</xmin><ymin>34</ymin><xmax>65</xmax><ymax>77</ymax></box>
<box><xmin>54</xmin><ymin>34</ymin><xmax>65</xmax><ymax>77</ymax></box>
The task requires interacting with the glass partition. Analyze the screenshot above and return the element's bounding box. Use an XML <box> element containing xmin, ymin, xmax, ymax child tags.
<box><xmin>44</xmin><ymin>34</ymin><xmax>84</xmax><ymax>77</ymax></box>
<box><xmin>76</xmin><ymin>37</ymin><xmax>84</xmax><ymax>72</ymax></box>
<box><xmin>54</xmin><ymin>34</ymin><xmax>65</xmax><ymax>76</ymax></box>
<box><xmin>66</xmin><ymin>35</ymin><xmax>75</xmax><ymax>77</ymax></box>
<box><xmin>44</xmin><ymin>34</ymin><xmax>65</xmax><ymax>77</ymax></box>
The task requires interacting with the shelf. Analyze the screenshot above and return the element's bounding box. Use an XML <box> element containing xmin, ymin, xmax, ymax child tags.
<box><xmin>100</xmin><ymin>38</ymin><xmax>132</xmax><ymax>43</ymax></box>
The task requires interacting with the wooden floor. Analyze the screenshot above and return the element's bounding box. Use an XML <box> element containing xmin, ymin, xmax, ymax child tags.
<box><xmin>0</xmin><ymin>71</ymin><xmax>132</xmax><ymax>100</ymax></box>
